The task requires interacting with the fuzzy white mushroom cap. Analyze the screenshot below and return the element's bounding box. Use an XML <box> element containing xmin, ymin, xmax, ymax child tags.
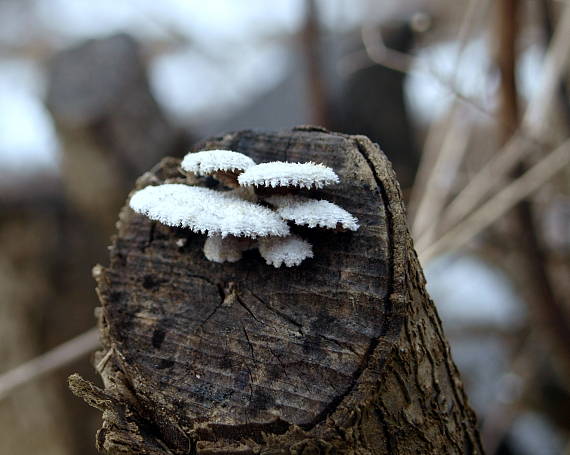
<box><xmin>181</xmin><ymin>149</ymin><xmax>256</xmax><ymax>176</ymax></box>
<box><xmin>203</xmin><ymin>235</ymin><xmax>255</xmax><ymax>263</ymax></box>
<box><xmin>129</xmin><ymin>184</ymin><xmax>290</xmax><ymax>238</ymax></box>
<box><xmin>266</xmin><ymin>195</ymin><xmax>359</xmax><ymax>231</ymax></box>
<box><xmin>238</xmin><ymin>161</ymin><xmax>340</xmax><ymax>189</ymax></box>
<box><xmin>258</xmin><ymin>235</ymin><xmax>314</xmax><ymax>268</ymax></box>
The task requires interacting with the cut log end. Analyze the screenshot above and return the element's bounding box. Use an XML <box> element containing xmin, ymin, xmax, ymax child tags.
<box><xmin>74</xmin><ymin>128</ymin><xmax>483</xmax><ymax>454</ymax></box>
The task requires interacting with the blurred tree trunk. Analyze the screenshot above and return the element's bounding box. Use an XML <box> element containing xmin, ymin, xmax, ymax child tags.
<box><xmin>301</xmin><ymin>0</ymin><xmax>330</xmax><ymax>128</ymax></box>
<box><xmin>331</xmin><ymin>21</ymin><xmax>420</xmax><ymax>192</ymax></box>
<box><xmin>46</xmin><ymin>33</ymin><xmax>188</xmax><ymax>238</ymax></box>
<box><xmin>0</xmin><ymin>33</ymin><xmax>190</xmax><ymax>455</ymax></box>
<box><xmin>495</xmin><ymin>0</ymin><xmax>570</xmax><ymax>374</ymax></box>
<box><xmin>70</xmin><ymin>127</ymin><xmax>483</xmax><ymax>454</ymax></box>
<box><xmin>473</xmin><ymin>2</ymin><xmax>570</xmax><ymax>447</ymax></box>
<box><xmin>41</xmin><ymin>33</ymin><xmax>189</xmax><ymax>455</ymax></box>
<box><xmin>0</xmin><ymin>181</ymin><xmax>75</xmax><ymax>455</ymax></box>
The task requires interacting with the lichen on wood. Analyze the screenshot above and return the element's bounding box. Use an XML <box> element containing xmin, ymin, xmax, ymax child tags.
<box><xmin>70</xmin><ymin>126</ymin><xmax>483</xmax><ymax>454</ymax></box>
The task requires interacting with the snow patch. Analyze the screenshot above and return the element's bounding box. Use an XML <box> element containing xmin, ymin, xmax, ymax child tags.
<box><xmin>425</xmin><ymin>253</ymin><xmax>525</xmax><ymax>329</ymax></box>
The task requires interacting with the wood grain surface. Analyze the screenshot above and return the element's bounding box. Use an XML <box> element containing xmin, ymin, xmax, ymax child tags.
<box><xmin>101</xmin><ymin>127</ymin><xmax>393</xmax><ymax>427</ymax></box>
<box><xmin>70</xmin><ymin>127</ymin><xmax>482</xmax><ymax>454</ymax></box>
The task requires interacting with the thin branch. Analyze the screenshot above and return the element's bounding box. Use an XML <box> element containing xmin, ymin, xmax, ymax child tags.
<box><xmin>450</xmin><ymin>0</ymin><xmax>487</xmax><ymax>87</ymax></box>
<box><xmin>539</xmin><ymin>0</ymin><xmax>570</xmax><ymax>126</ymax></box>
<box><xmin>301</xmin><ymin>0</ymin><xmax>330</xmax><ymax>127</ymax></box>
<box><xmin>0</xmin><ymin>327</ymin><xmax>99</xmax><ymax>401</ymax></box>
<box><xmin>412</xmin><ymin>112</ymin><xmax>471</xmax><ymax>247</ymax></box>
<box><xmin>497</xmin><ymin>0</ymin><xmax>521</xmax><ymax>140</ymax></box>
<box><xmin>408</xmin><ymin>0</ymin><xmax>489</xmax><ymax>226</ymax></box>
<box><xmin>438</xmin><ymin>2</ymin><xmax>570</xmax><ymax>233</ymax></box>
<box><xmin>336</xmin><ymin>14</ymin><xmax>540</xmax><ymax>143</ymax></box>
<box><xmin>336</xmin><ymin>23</ymin><xmax>416</xmax><ymax>76</ymax></box>
<box><xmin>521</xmin><ymin>2</ymin><xmax>570</xmax><ymax>133</ymax></box>
<box><xmin>360</xmin><ymin>23</ymin><xmax>415</xmax><ymax>73</ymax></box>
<box><xmin>419</xmin><ymin>139</ymin><xmax>570</xmax><ymax>263</ymax></box>
<box><xmin>497</xmin><ymin>0</ymin><xmax>570</xmax><ymax>382</ymax></box>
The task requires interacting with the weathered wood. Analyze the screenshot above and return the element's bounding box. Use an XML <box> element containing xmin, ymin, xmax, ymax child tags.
<box><xmin>71</xmin><ymin>127</ymin><xmax>483</xmax><ymax>454</ymax></box>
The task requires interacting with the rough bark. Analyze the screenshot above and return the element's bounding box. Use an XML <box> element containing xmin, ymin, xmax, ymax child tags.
<box><xmin>70</xmin><ymin>126</ymin><xmax>483</xmax><ymax>454</ymax></box>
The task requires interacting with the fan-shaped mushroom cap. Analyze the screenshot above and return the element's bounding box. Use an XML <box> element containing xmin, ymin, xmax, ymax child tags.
<box><xmin>181</xmin><ymin>150</ymin><xmax>255</xmax><ymax>176</ymax></box>
<box><xmin>203</xmin><ymin>235</ymin><xmax>255</xmax><ymax>263</ymax></box>
<box><xmin>258</xmin><ymin>234</ymin><xmax>314</xmax><ymax>268</ymax></box>
<box><xmin>129</xmin><ymin>184</ymin><xmax>290</xmax><ymax>238</ymax></box>
<box><xmin>238</xmin><ymin>161</ymin><xmax>339</xmax><ymax>189</ymax></box>
<box><xmin>266</xmin><ymin>195</ymin><xmax>359</xmax><ymax>231</ymax></box>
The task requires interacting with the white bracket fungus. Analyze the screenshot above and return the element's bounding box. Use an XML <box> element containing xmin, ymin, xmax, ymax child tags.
<box><xmin>181</xmin><ymin>149</ymin><xmax>256</xmax><ymax>176</ymax></box>
<box><xmin>129</xmin><ymin>150</ymin><xmax>359</xmax><ymax>268</ymax></box>
<box><xmin>258</xmin><ymin>235</ymin><xmax>314</xmax><ymax>268</ymax></box>
<box><xmin>203</xmin><ymin>235</ymin><xmax>255</xmax><ymax>263</ymax></box>
<box><xmin>181</xmin><ymin>149</ymin><xmax>256</xmax><ymax>187</ymax></box>
<box><xmin>238</xmin><ymin>161</ymin><xmax>339</xmax><ymax>189</ymax></box>
<box><xmin>129</xmin><ymin>184</ymin><xmax>289</xmax><ymax>238</ymax></box>
<box><xmin>265</xmin><ymin>195</ymin><xmax>359</xmax><ymax>231</ymax></box>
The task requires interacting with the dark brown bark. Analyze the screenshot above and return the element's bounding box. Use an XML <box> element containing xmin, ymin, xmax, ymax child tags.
<box><xmin>70</xmin><ymin>127</ymin><xmax>482</xmax><ymax>454</ymax></box>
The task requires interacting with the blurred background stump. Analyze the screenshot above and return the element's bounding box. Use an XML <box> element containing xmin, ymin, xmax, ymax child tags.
<box><xmin>70</xmin><ymin>127</ymin><xmax>483</xmax><ymax>454</ymax></box>
<box><xmin>46</xmin><ymin>33</ymin><xmax>189</xmax><ymax>236</ymax></box>
<box><xmin>0</xmin><ymin>33</ymin><xmax>190</xmax><ymax>455</ymax></box>
<box><xmin>0</xmin><ymin>179</ymin><xmax>77</xmax><ymax>455</ymax></box>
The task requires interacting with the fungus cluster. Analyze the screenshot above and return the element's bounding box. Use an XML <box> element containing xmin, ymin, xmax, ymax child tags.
<box><xmin>129</xmin><ymin>149</ymin><xmax>359</xmax><ymax>267</ymax></box>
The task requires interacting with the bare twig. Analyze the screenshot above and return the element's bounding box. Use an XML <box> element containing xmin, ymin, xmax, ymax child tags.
<box><xmin>419</xmin><ymin>139</ymin><xmax>570</xmax><ymax>263</ymax></box>
<box><xmin>449</xmin><ymin>0</ymin><xmax>486</xmax><ymax>87</ymax></box>
<box><xmin>480</xmin><ymin>4</ymin><xmax>536</xmax><ymax>451</ymax></box>
<box><xmin>496</xmin><ymin>0</ymin><xmax>520</xmax><ymax>139</ymax></box>
<box><xmin>301</xmin><ymin>0</ymin><xmax>329</xmax><ymax>127</ymax></box>
<box><xmin>497</xmin><ymin>0</ymin><xmax>570</xmax><ymax>383</ymax></box>
<box><xmin>336</xmin><ymin>23</ymin><xmax>416</xmax><ymax>76</ymax></box>
<box><xmin>408</xmin><ymin>0</ymin><xmax>488</xmax><ymax>228</ymax></box>
<box><xmin>412</xmin><ymin>112</ymin><xmax>471</xmax><ymax>248</ymax></box>
<box><xmin>95</xmin><ymin>346</ymin><xmax>115</xmax><ymax>373</ymax></box>
<box><xmin>0</xmin><ymin>327</ymin><xmax>99</xmax><ymax>401</ymax></box>
<box><xmin>438</xmin><ymin>3</ymin><xmax>570</xmax><ymax>232</ymax></box>
<box><xmin>360</xmin><ymin>23</ymin><xmax>415</xmax><ymax>73</ymax></box>
<box><xmin>539</xmin><ymin>0</ymin><xmax>570</xmax><ymax>126</ymax></box>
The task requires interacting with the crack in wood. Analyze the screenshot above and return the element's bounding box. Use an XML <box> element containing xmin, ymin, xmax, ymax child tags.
<box><xmin>247</xmin><ymin>289</ymin><xmax>303</xmax><ymax>335</ymax></box>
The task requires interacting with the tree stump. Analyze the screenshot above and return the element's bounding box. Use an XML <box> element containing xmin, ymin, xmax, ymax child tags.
<box><xmin>70</xmin><ymin>127</ymin><xmax>483</xmax><ymax>454</ymax></box>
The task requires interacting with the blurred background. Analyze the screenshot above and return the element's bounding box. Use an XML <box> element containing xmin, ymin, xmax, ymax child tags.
<box><xmin>0</xmin><ymin>0</ymin><xmax>568</xmax><ymax>454</ymax></box>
